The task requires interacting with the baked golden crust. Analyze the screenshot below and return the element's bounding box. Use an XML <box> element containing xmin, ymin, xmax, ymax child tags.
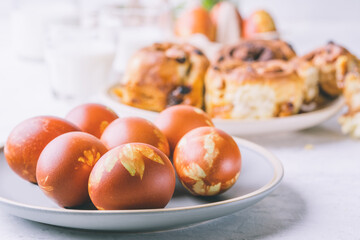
<box><xmin>301</xmin><ymin>42</ymin><xmax>359</xmax><ymax>97</ymax></box>
<box><xmin>114</xmin><ymin>42</ymin><xmax>209</xmax><ymax>112</ymax></box>
<box><xmin>205</xmin><ymin>60</ymin><xmax>304</xmax><ymax>119</ymax></box>
<box><xmin>214</xmin><ymin>39</ymin><xmax>296</xmax><ymax>64</ymax></box>
<box><xmin>205</xmin><ymin>39</ymin><xmax>303</xmax><ymax>119</ymax></box>
<box><xmin>299</xmin><ymin>42</ymin><xmax>360</xmax><ymax>138</ymax></box>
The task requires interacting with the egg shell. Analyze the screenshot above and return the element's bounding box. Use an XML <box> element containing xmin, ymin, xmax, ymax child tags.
<box><xmin>210</xmin><ymin>1</ymin><xmax>243</xmax><ymax>43</ymax></box>
<box><xmin>4</xmin><ymin>116</ymin><xmax>80</xmax><ymax>183</ymax></box>
<box><xmin>65</xmin><ymin>103</ymin><xmax>119</xmax><ymax>138</ymax></box>
<box><xmin>173</xmin><ymin>126</ymin><xmax>241</xmax><ymax>196</ymax></box>
<box><xmin>243</xmin><ymin>10</ymin><xmax>276</xmax><ymax>39</ymax></box>
<box><xmin>36</xmin><ymin>132</ymin><xmax>108</xmax><ymax>208</ymax></box>
<box><xmin>100</xmin><ymin>117</ymin><xmax>170</xmax><ymax>156</ymax></box>
<box><xmin>175</xmin><ymin>6</ymin><xmax>216</xmax><ymax>41</ymax></box>
<box><xmin>88</xmin><ymin>143</ymin><xmax>175</xmax><ymax>210</ymax></box>
<box><xmin>155</xmin><ymin>105</ymin><xmax>214</xmax><ymax>153</ymax></box>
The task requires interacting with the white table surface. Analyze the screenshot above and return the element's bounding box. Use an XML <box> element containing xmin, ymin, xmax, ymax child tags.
<box><xmin>0</xmin><ymin>2</ymin><xmax>360</xmax><ymax>239</ymax></box>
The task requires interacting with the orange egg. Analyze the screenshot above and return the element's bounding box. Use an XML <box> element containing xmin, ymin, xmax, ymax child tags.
<box><xmin>88</xmin><ymin>143</ymin><xmax>175</xmax><ymax>210</ymax></box>
<box><xmin>175</xmin><ymin>6</ymin><xmax>216</xmax><ymax>41</ymax></box>
<box><xmin>4</xmin><ymin>116</ymin><xmax>80</xmax><ymax>183</ymax></box>
<box><xmin>36</xmin><ymin>132</ymin><xmax>108</xmax><ymax>208</ymax></box>
<box><xmin>173</xmin><ymin>127</ymin><xmax>241</xmax><ymax>196</ymax></box>
<box><xmin>100</xmin><ymin>117</ymin><xmax>170</xmax><ymax>156</ymax></box>
<box><xmin>243</xmin><ymin>10</ymin><xmax>276</xmax><ymax>39</ymax></box>
<box><xmin>155</xmin><ymin>105</ymin><xmax>214</xmax><ymax>153</ymax></box>
<box><xmin>65</xmin><ymin>103</ymin><xmax>119</xmax><ymax>138</ymax></box>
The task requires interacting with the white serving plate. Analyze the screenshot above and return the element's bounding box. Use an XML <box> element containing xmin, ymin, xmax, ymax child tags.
<box><xmin>0</xmin><ymin>137</ymin><xmax>283</xmax><ymax>231</ymax></box>
<box><xmin>101</xmin><ymin>93</ymin><xmax>345</xmax><ymax>136</ymax></box>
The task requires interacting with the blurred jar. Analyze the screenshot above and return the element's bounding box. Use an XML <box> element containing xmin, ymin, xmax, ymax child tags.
<box><xmin>11</xmin><ymin>0</ymin><xmax>79</xmax><ymax>60</ymax></box>
<box><xmin>44</xmin><ymin>24</ymin><xmax>116</xmax><ymax>100</ymax></box>
<box><xmin>80</xmin><ymin>0</ymin><xmax>173</xmax><ymax>74</ymax></box>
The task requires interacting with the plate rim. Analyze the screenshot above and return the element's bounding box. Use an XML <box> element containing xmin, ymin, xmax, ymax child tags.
<box><xmin>0</xmin><ymin>137</ymin><xmax>284</xmax><ymax>215</ymax></box>
<box><xmin>104</xmin><ymin>89</ymin><xmax>344</xmax><ymax>124</ymax></box>
<box><xmin>212</xmin><ymin>96</ymin><xmax>344</xmax><ymax>124</ymax></box>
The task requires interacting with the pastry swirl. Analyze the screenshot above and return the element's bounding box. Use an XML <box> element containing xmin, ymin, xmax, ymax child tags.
<box><xmin>302</xmin><ymin>41</ymin><xmax>359</xmax><ymax>97</ymax></box>
<box><xmin>114</xmin><ymin>42</ymin><xmax>209</xmax><ymax>112</ymax></box>
<box><xmin>215</xmin><ymin>39</ymin><xmax>296</xmax><ymax>64</ymax></box>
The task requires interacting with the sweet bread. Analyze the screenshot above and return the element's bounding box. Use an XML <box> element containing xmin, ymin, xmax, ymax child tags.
<box><xmin>205</xmin><ymin>60</ymin><xmax>304</xmax><ymax>119</ymax></box>
<box><xmin>214</xmin><ymin>39</ymin><xmax>296</xmax><ymax>63</ymax></box>
<box><xmin>300</xmin><ymin>42</ymin><xmax>360</xmax><ymax>137</ymax></box>
<box><xmin>114</xmin><ymin>42</ymin><xmax>209</xmax><ymax>112</ymax></box>
<box><xmin>205</xmin><ymin>39</ymin><xmax>308</xmax><ymax>120</ymax></box>
<box><xmin>301</xmin><ymin>42</ymin><xmax>359</xmax><ymax>97</ymax></box>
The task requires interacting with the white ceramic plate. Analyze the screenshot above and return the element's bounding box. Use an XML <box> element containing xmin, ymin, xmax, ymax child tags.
<box><xmin>0</xmin><ymin>137</ymin><xmax>283</xmax><ymax>231</ymax></box>
<box><xmin>101</xmin><ymin>93</ymin><xmax>345</xmax><ymax>136</ymax></box>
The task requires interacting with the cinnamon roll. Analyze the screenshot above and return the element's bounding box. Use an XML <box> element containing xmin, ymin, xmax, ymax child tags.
<box><xmin>113</xmin><ymin>42</ymin><xmax>209</xmax><ymax>112</ymax></box>
<box><xmin>214</xmin><ymin>39</ymin><xmax>296</xmax><ymax>64</ymax></box>
<box><xmin>301</xmin><ymin>41</ymin><xmax>359</xmax><ymax>97</ymax></box>
<box><xmin>205</xmin><ymin>60</ymin><xmax>304</xmax><ymax>119</ymax></box>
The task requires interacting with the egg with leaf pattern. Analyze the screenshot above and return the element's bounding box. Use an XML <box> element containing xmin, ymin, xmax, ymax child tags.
<box><xmin>155</xmin><ymin>105</ymin><xmax>214</xmax><ymax>153</ymax></box>
<box><xmin>36</xmin><ymin>132</ymin><xmax>107</xmax><ymax>208</ymax></box>
<box><xmin>65</xmin><ymin>103</ymin><xmax>119</xmax><ymax>138</ymax></box>
<box><xmin>173</xmin><ymin>127</ymin><xmax>241</xmax><ymax>196</ymax></box>
<box><xmin>100</xmin><ymin>117</ymin><xmax>170</xmax><ymax>157</ymax></box>
<box><xmin>4</xmin><ymin>116</ymin><xmax>80</xmax><ymax>184</ymax></box>
<box><xmin>88</xmin><ymin>143</ymin><xmax>175</xmax><ymax>210</ymax></box>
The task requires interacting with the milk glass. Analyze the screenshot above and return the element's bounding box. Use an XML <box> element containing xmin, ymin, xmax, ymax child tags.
<box><xmin>91</xmin><ymin>0</ymin><xmax>173</xmax><ymax>73</ymax></box>
<box><xmin>45</xmin><ymin>25</ymin><xmax>116</xmax><ymax>100</ymax></box>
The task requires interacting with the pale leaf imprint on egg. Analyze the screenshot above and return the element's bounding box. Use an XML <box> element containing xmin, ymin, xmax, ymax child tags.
<box><xmin>153</xmin><ymin>128</ymin><xmax>168</xmax><ymax>153</ymax></box>
<box><xmin>22</xmin><ymin>169</ymin><xmax>30</xmax><ymax>177</ymax></box>
<box><xmin>120</xmin><ymin>145</ymin><xmax>145</xmax><ymax>180</ymax></box>
<box><xmin>99</xmin><ymin>121</ymin><xmax>109</xmax><ymax>134</ymax></box>
<box><xmin>106</xmin><ymin>107</ymin><xmax>116</xmax><ymax>115</ymax></box>
<box><xmin>177</xmin><ymin>137</ymin><xmax>187</xmax><ymax>149</ymax></box>
<box><xmin>182</xmin><ymin>163</ymin><xmax>222</xmax><ymax>195</ymax></box>
<box><xmin>222</xmin><ymin>172</ymin><xmax>240</xmax><ymax>190</ymax></box>
<box><xmin>203</xmin><ymin>132</ymin><xmax>221</xmax><ymax>168</ymax></box>
<box><xmin>136</xmin><ymin>145</ymin><xmax>164</xmax><ymax>165</ymax></box>
<box><xmin>39</xmin><ymin>176</ymin><xmax>54</xmax><ymax>192</ymax></box>
<box><xmin>192</xmin><ymin>181</ymin><xmax>221</xmax><ymax>196</ymax></box>
<box><xmin>183</xmin><ymin>163</ymin><xmax>206</xmax><ymax>180</ymax></box>
<box><xmin>90</xmin><ymin>155</ymin><xmax>118</xmax><ymax>187</ymax></box>
<box><xmin>40</xmin><ymin>185</ymin><xmax>54</xmax><ymax>192</ymax></box>
<box><xmin>205</xmin><ymin>120</ymin><xmax>213</xmax><ymax>126</ymax></box>
<box><xmin>104</xmin><ymin>155</ymin><xmax>118</xmax><ymax>172</ymax></box>
<box><xmin>193</xmin><ymin>108</ymin><xmax>205</xmax><ymax>115</ymax></box>
<box><xmin>120</xmin><ymin>144</ymin><xmax>164</xmax><ymax>180</ymax></box>
<box><xmin>78</xmin><ymin>148</ymin><xmax>101</xmax><ymax>167</ymax></box>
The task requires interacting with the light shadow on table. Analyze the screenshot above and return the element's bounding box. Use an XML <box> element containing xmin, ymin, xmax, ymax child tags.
<box><xmin>13</xmin><ymin>184</ymin><xmax>306</xmax><ymax>240</ymax></box>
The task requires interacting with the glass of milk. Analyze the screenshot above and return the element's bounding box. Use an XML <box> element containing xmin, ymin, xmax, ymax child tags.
<box><xmin>44</xmin><ymin>24</ymin><xmax>116</xmax><ymax>100</ymax></box>
<box><xmin>83</xmin><ymin>0</ymin><xmax>174</xmax><ymax>74</ymax></box>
